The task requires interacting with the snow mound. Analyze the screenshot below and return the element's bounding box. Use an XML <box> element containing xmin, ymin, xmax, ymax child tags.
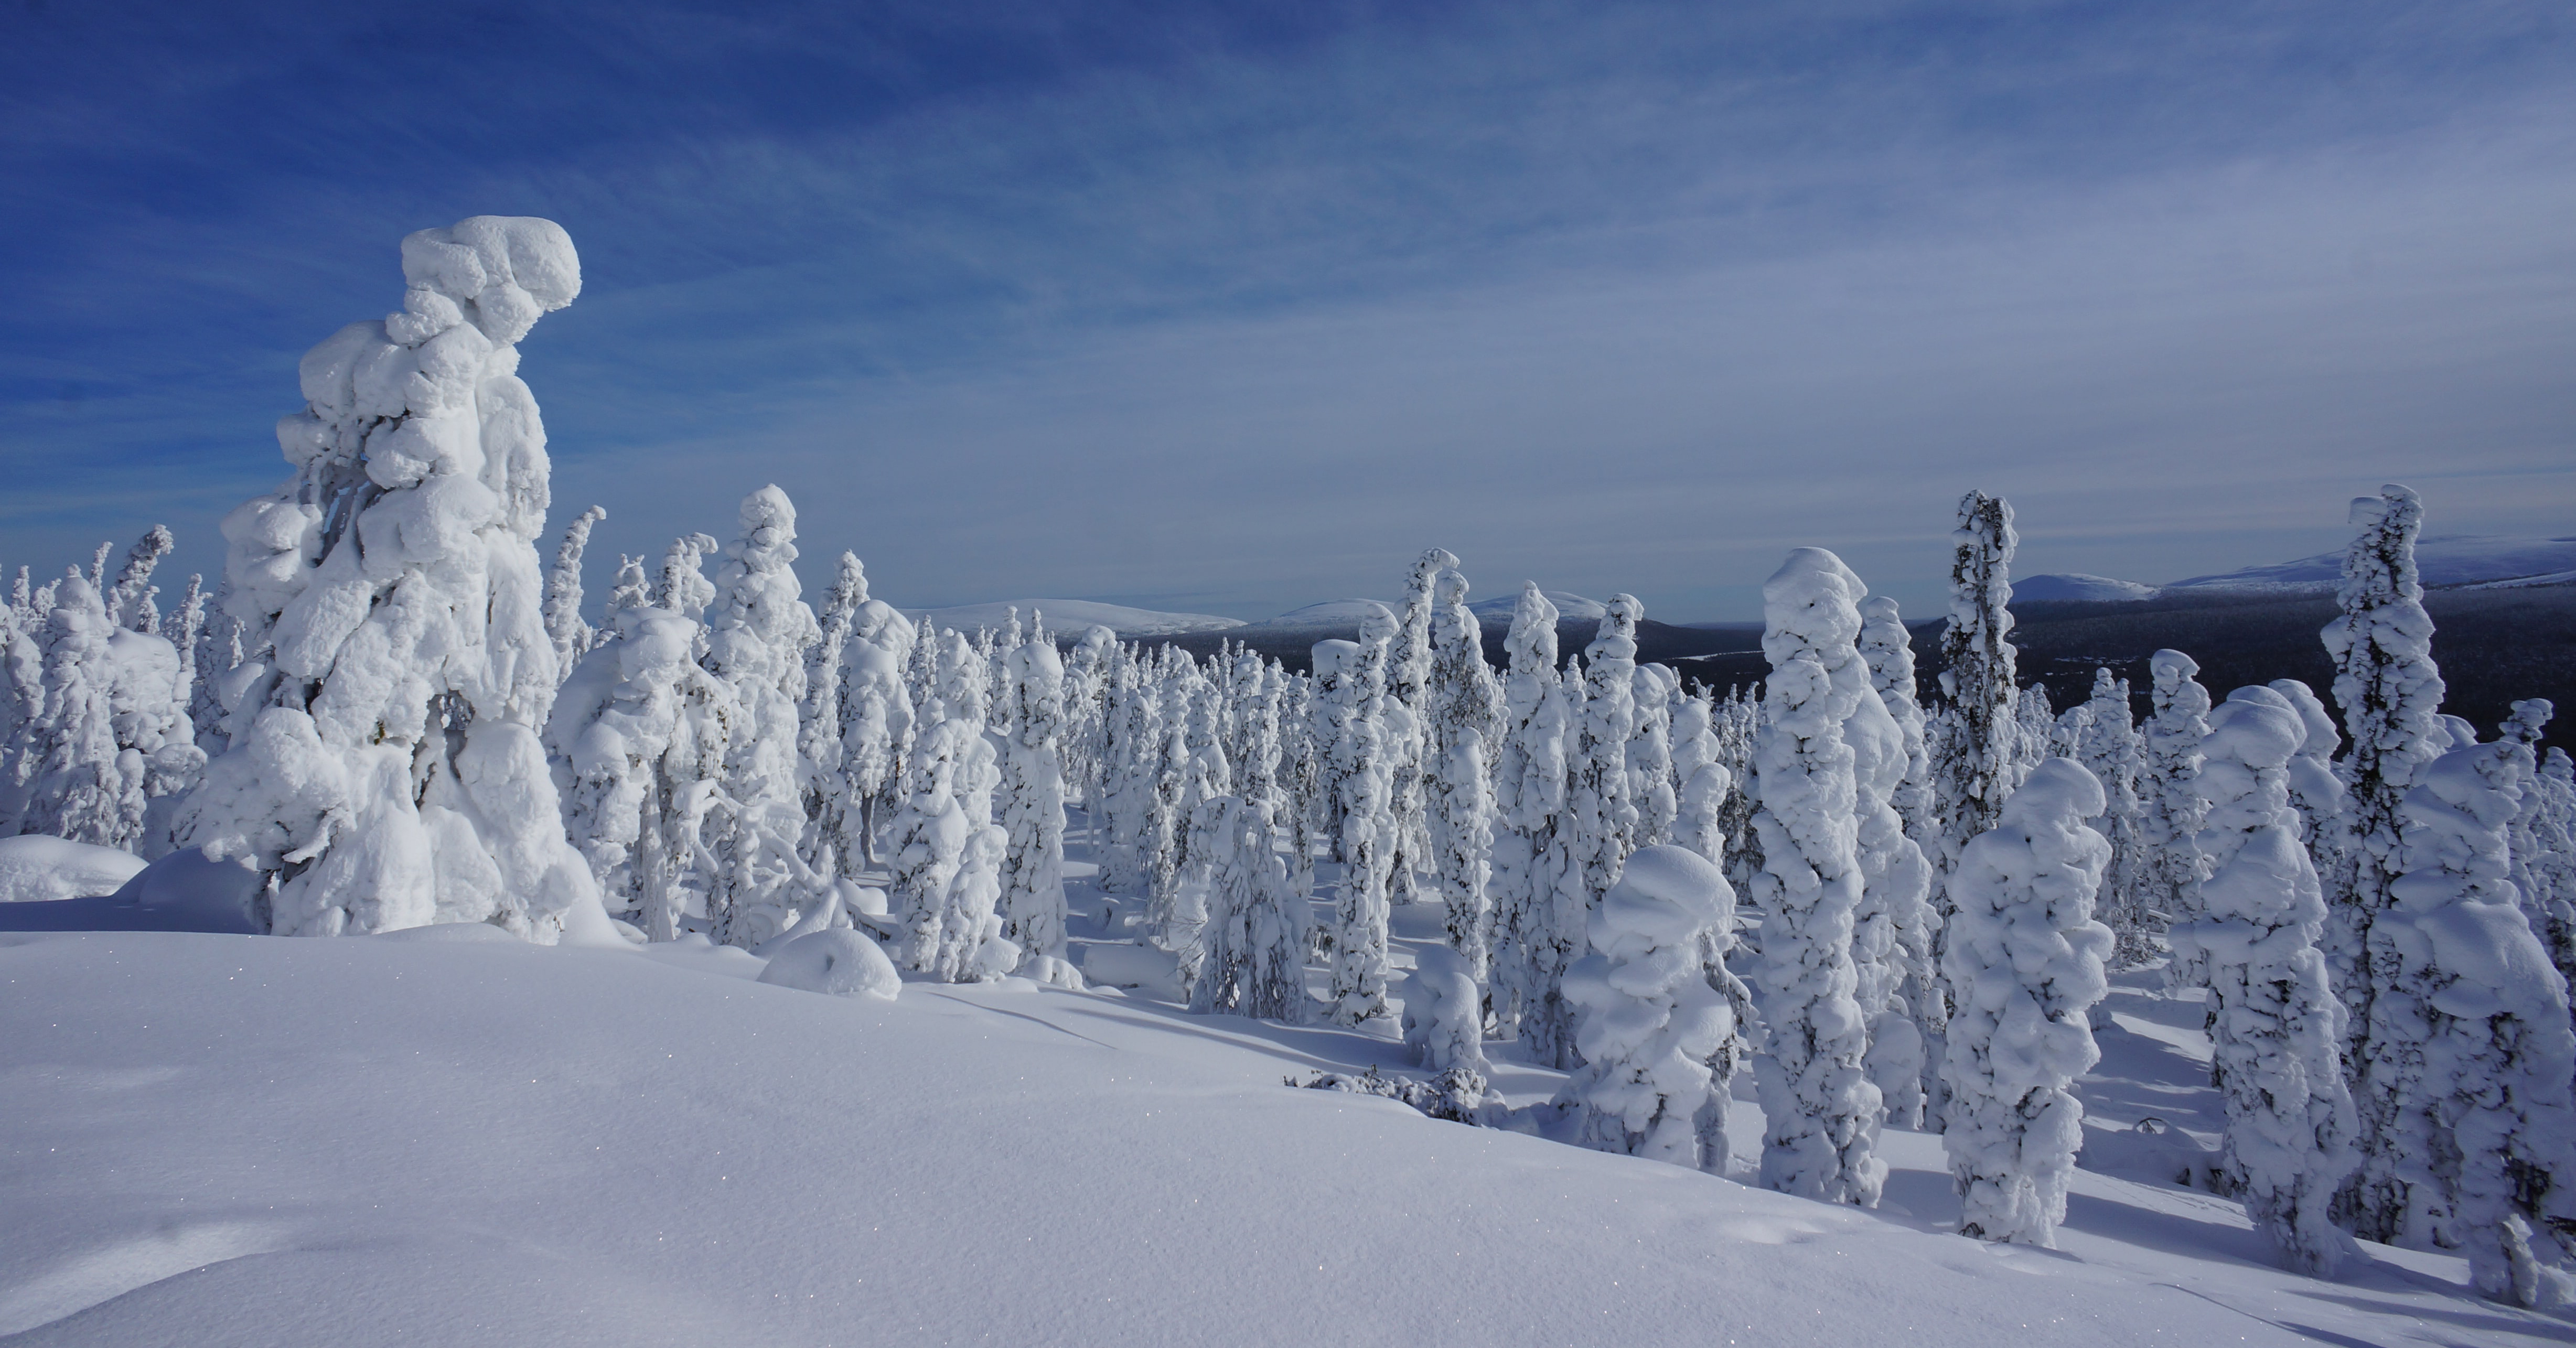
<box><xmin>757</xmin><ymin>929</ymin><xmax>900</xmax><ymax>999</ymax></box>
<box><xmin>0</xmin><ymin>846</ymin><xmax>261</xmax><ymax>934</ymax></box>
<box><xmin>377</xmin><ymin>922</ymin><xmax>524</xmax><ymax>945</ymax></box>
<box><xmin>1468</xmin><ymin>589</ymin><xmax>1606</xmax><ymax>621</ymax></box>
<box><xmin>2014</xmin><ymin>573</ymin><xmax>2160</xmax><ymax>603</ymax></box>
<box><xmin>2168</xmin><ymin>535</ymin><xmax>2576</xmax><ymax>593</ymax></box>
<box><xmin>0</xmin><ymin>836</ymin><xmax>147</xmax><ymax>904</ymax></box>
<box><xmin>907</xmin><ymin>599</ymin><xmax>1242</xmax><ymax>637</ymax></box>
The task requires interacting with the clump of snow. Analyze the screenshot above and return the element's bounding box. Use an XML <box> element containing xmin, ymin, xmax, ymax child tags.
<box><xmin>758</xmin><ymin>928</ymin><xmax>901</xmax><ymax>1000</ymax></box>
<box><xmin>0</xmin><ymin>835</ymin><xmax>145</xmax><ymax>903</ymax></box>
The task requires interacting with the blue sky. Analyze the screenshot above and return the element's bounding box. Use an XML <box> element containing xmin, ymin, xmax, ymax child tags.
<box><xmin>3</xmin><ymin>0</ymin><xmax>2569</xmax><ymax>621</ymax></box>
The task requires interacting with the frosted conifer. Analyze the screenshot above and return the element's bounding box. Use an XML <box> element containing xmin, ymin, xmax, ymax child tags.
<box><xmin>2169</xmin><ymin>687</ymin><xmax>2359</xmax><ymax>1275</ymax></box>
<box><xmin>1426</xmin><ymin>566</ymin><xmax>1497</xmax><ymax>982</ymax></box>
<box><xmin>182</xmin><ymin>216</ymin><xmax>608</xmax><ymax>941</ymax></box>
<box><xmin>1942</xmin><ymin>758</ymin><xmax>2113</xmax><ymax>1246</ymax></box>
<box><xmin>2358</xmin><ymin>741</ymin><xmax>2576</xmax><ymax>1304</ymax></box>
<box><xmin>544</xmin><ymin>504</ymin><xmax>605</xmax><ymax>670</ymax></box>
<box><xmin>1557</xmin><ymin>845</ymin><xmax>1741</xmax><ymax>1171</ymax></box>
<box><xmin>1931</xmin><ymin>491</ymin><xmax>2021</xmax><ymax>885</ymax></box>
<box><xmin>2142</xmin><ymin>650</ymin><xmax>2212</xmax><ymax>983</ymax></box>
<box><xmin>1490</xmin><ymin>583</ymin><xmax>1582</xmax><ymax>1061</ymax></box>
<box><xmin>1000</xmin><ymin>631</ymin><xmax>1080</xmax><ymax>985</ymax></box>
<box><xmin>2322</xmin><ymin>484</ymin><xmax>2450</xmax><ymax>1157</ymax></box>
<box><xmin>1748</xmin><ymin>549</ymin><xmax>1885</xmax><ymax>1205</ymax></box>
<box><xmin>1188</xmin><ymin>792</ymin><xmax>1312</xmax><ymax>1021</ymax></box>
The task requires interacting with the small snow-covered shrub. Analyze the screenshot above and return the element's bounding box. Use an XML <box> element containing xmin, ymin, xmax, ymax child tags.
<box><xmin>1557</xmin><ymin>844</ymin><xmax>1741</xmax><ymax>1172</ymax></box>
<box><xmin>759</xmin><ymin>928</ymin><xmax>901</xmax><ymax>1000</ymax></box>
<box><xmin>1401</xmin><ymin>942</ymin><xmax>1489</xmax><ymax>1077</ymax></box>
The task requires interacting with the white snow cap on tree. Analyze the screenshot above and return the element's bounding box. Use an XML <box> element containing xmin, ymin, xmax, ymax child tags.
<box><xmin>2363</xmin><ymin>740</ymin><xmax>2576</xmax><ymax>1306</ymax></box>
<box><xmin>2170</xmin><ymin>687</ymin><xmax>2359</xmax><ymax>1276</ymax></box>
<box><xmin>1747</xmin><ymin>548</ymin><xmax>1885</xmax><ymax>1206</ymax></box>
<box><xmin>1940</xmin><ymin>758</ymin><xmax>2115</xmax><ymax>1247</ymax></box>
<box><xmin>1557</xmin><ymin>844</ymin><xmax>1741</xmax><ymax>1171</ymax></box>
<box><xmin>183</xmin><ymin>215</ymin><xmax>610</xmax><ymax>942</ymax></box>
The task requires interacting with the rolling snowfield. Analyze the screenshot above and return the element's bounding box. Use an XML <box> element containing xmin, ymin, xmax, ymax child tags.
<box><xmin>1</xmin><ymin>820</ymin><xmax>2560</xmax><ymax>1348</ymax></box>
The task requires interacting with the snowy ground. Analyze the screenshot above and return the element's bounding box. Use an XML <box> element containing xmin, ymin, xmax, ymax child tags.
<box><xmin>3</xmin><ymin>818</ymin><xmax>2568</xmax><ymax>1346</ymax></box>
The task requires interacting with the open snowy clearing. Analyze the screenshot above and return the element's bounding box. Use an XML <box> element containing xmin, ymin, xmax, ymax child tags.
<box><xmin>2</xmin><ymin>896</ymin><xmax>2562</xmax><ymax>1347</ymax></box>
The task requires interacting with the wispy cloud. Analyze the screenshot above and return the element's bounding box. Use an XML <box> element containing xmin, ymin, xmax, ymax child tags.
<box><xmin>2</xmin><ymin>2</ymin><xmax>2569</xmax><ymax>618</ymax></box>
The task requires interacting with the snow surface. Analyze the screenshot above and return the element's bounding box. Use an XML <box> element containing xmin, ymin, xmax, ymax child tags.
<box><xmin>905</xmin><ymin>599</ymin><xmax>1243</xmax><ymax>638</ymax></box>
<box><xmin>0</xmin><ymin>835</ymin><xmax>144</xmax><ymax>903</ymax></box>
<box><xmin>3</xmin><ymin>815</ymin><xmax>2569</xmax><ymax>1345</ymax></box>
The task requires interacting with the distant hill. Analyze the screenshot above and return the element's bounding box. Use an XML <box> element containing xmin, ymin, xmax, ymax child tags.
<box><xmin>2011</xmin><ymin>573</ymin><xmax>2160</xmax><ymax>603</ymax></box>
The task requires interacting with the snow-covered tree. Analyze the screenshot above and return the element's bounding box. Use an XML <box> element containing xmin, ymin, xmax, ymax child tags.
<box><xmin>544</xmin><ymin>504</ymin><xmax>605</xmax><ymax>670</ymax></box>
<box><xmin>2322</xmin><ymin>485</ymin><xmax>2450</xmax><ymax>1120</ymax></box>
<box><xmin>14</xmin><ymin>574</ymin><xmax>144</xmax><ymax>849</ymax></box>
<box><xmin>1670</xmin><ymin>690</ymin><xmax>1729</xmax><ymax>866</ymax></box>
<box><xmin>1629</xmin><ymin>664</ymin><xmax>1680</xmax><ymax>848</ymax></box>
<box><xmin>1000</xmin><ymin>630</ymin><xmax>1080</xmax><ymax>986</ymax></box>
<box><xmin>2355</xmin><ymin>740</ymin><xmax>2576</xmax><ymax>1304</ymax></box>
<box><xmin>1569</xmin><ymin>595</ymin><xmax>1643</xmax><ymax>919</ymax></box>
<box><xmin>1402</xmin><ymin>941</ymin><xmax>1490</xmax><ymax>1078</ymax></box>
<box><xmin>699</xmin><ymin>486</ymin><xmax>825</xmax><ymax>947</ymax></box>
<box><xmin>181</xmin><ymin>215</ymin><xmax>609</xmax><ymax>941</ymax></box>
<box><xmin>2500</xmin><ymin>702</ymin><xmax>2557</xmax><ymax>946</ymax></box>
<box><xmin>1748</xmin><ymin>549</ymin><xmax>1884</xmax><ymax>1205</ymax></box>
<box><xmin>1931</xmin><ymin>491</ymin><xmax>2021</xmax><ymax>883</ymax></box>
<box><xmin>1319</xmin><ymin>605</ymin><xmax>1400</xmax><ymax>1025</ymax></box>
<box><xmin>1425</xmin><ymin>566</ymin><xmax>1497</xmax><ymax>982</ymax></box>
<box><xmin>1557</xmin><ymin>844</ymin><xmax>1741</xmax><ymax>1172</ymax></box>
<box><xmin>1188</xmin><ymin>792</ymin><xmax>1312</xmax><ymax>1022</ymax></box>
<box><xmin>1941</xmin><ymin>758</ymin><xmax>2115</xmax><ymax>1247</ymax></box>
<box><xmin>1850</xmin><ymin>605</ymin><xmax>1938</xmax><ymax>1132</ymax></box>
<box><xmin>547</xmin><ymin>593</ymin><xmax>742</xmax><ymax>940</ymax></box>
<box><xmin>2142</xmin><ymin>649</ymin><xmax>2212</xmax><ymax>984</ymax></box>
<box><xmin>1490</xmin><ymin>583</ymin><xmax>1582</xmax><ymax>1062</ymax></box>
<box><xmin>2168</xmin><ymin>687</ymin><xmax>2358</xmax><ymax>1275</ymax></box>
<box><xmin>1387</xmin><ymin>548</ymin><xmax>1455</xmax><ymax>903</ymax></box>
<box><xmin>1859</xmin><ymin>597</ymin><xmax>1933</xmax><ymax>848</ymax></box>
<box><xmin>2070</xmin><ymin>668</ymin><xmax>2149</xmax><ymax>962</ymax></box>
<box><xmin>104</xmin><ymin>525</ymin><xmax>174</xmax><ymax>633</ymax></box>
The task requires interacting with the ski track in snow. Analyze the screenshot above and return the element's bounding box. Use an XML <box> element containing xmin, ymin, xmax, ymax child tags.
<box><xmin>2</xmin><ymin>815</ymin><xmax>2571</xmax><ymax>1346</ymax></box>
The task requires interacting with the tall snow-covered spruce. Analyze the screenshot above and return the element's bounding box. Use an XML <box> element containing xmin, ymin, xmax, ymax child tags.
<box><xmin>1747</xmin><ymin>549</ymin><xmax>1884</xmax><ymax>1206</ymax></box>
<box><xmin>1000</xmin><ymin>626</ymin><xmax>1080</xmax><ymax>986</ymax></box>
<box><xmin>2168</xmin><ymin>687</ymin><xmax>2357</xmax><ymax>1276</ymax></box>
<box><xmin>1425</xmin><ymin>564</ymin><xmax>1497</xmax><ymax>983</ymax></box>
<box><xmin>2322</xmin><ymin>484</ymin><xmax>2453</xmax><ymax>1242</ymax></box>
<box><xmin>184</xmin><ymin>215</ymin><xmax>611</xmax><ymax>942</ymax></box>
<box><xmin>1490</xmin><ymin>583</ymin><xmax>1581</xmax><ymax>1063</ymax></box>
<box><xmin>2357</xmin><ymin>740</ymin><xmax>2576</xmax><ymax>1304</ymax></box>
<box><xmin>1932</xmin><ymin>491</ymin><xmax>2021</xmax><ymax>881</ymax></box>
<box><xmin>1940</xmin><ymin>758</ymin><xmax>2115</xmax><ymax>1247</ymax></box>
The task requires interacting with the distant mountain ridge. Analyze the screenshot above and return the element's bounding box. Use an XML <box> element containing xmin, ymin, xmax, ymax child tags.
<box><xmin>2018</xmin><ymin>534</ymin><xmax>2576</xmax><ymax>605</ymax></box>
<box><xmin>907</xmin><ymin>599</ymin><xmax>1244</xmax><ymax>637</ymax></box>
